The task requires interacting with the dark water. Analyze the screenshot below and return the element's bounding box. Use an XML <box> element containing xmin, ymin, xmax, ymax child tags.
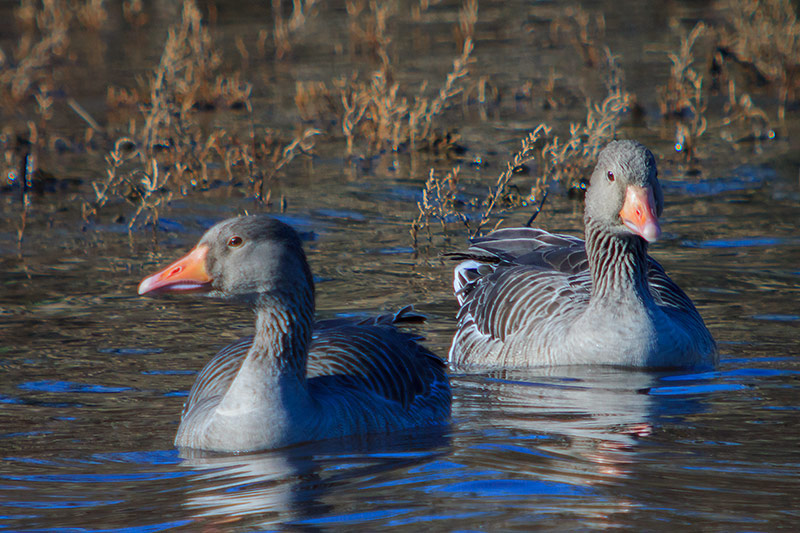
<box><xmin>2</xmin><ymin>1</ymin><xmax>800</xmax><ymax>531</ymax></box>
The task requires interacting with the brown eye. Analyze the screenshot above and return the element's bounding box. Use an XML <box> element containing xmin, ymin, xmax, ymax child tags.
<box><xmin>607</xmin><ymin>171</ymin><xmax>615</xmax><ymax>182</ymax></box>
<box><xmin>227</xmin><ymin>236</ymin><xmax>243</xmax><ymax>248</ymax></box>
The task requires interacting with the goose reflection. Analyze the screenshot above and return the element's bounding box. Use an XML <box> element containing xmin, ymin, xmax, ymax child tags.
<box><xmin>450</xmin><ymin>368</ymin><xmax>684</xmax><ymax>491</ymax></box>
<box><xmin>178</xmin><ymin>429</ymin><xmax>450</xmax><ymax>529</ymax></box>
<box><xmin>176</xmin><ymin>370</ymin><xmax>702</xmax><ymax>529</ymax></box>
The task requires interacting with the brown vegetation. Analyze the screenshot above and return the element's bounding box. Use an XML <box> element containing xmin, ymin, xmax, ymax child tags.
<box><xmin>410</xmin><ymin>1</ymin><xmax>796</xmax><ymax>244</ymax></box>
<box><xmin>716</xmin><ymin>0</ymin><xmax>800</xmax><ymax>122</ymax></box>
<box><xmin>412</xmin><ymin>48</ymin><xmax>631</xmax><ymax>242</ymax></box>
<box><xmin>0</xmin><ymin>0</ymin><xmax>796</xmax><ymax>249</ymax></box>
<box><xmin>295</xmin><ymin>0</ymin><xmax>476</xmax><ymax>156</ymax></box>
<box><xmin>85</xmin><ymin>0</ymin><xmax>319</xmax><ymax>229</ymax></box>
<box><xmin>549</xmin><ymin>5</ymin><xmax>607</xmax><ymax>68</ymax></box>
<box><xmin>658</xmin><ymin>22</ymin><xmax>707</xmax><ymax>162</ymax></box>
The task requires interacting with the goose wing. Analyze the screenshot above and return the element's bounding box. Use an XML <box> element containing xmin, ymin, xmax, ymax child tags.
<box><xmin>645</xmin><ymin>257</ymin><xmax>702</xmax><ymax>312</ymax></box>
<box><xmin>461</xmin><ymin>227</ymin><xmax>588</xmax><ymax>274</ymax></box>
<box><xmin>450</xmin><ymin>228</ymin><xmax>591</xmax><ymax>347</ymax></box>
<box><xmin>307</xmin><ymin>320</ymin><xmax>448</xmax><ymax>409</ymax></box>
<box><xmin>455</xmin><ymin>262</ymin><xmax>591</xmax><ymax>344</ymax></box>
<box><xmin>182</xmin><ymin>335</ymin><xmax>252</xmax><ymax>417</ymax></box>
<box><xmin>181</xmin><ymin>308</ymin><xmax>447</xmax><ymax>416</ymax></box>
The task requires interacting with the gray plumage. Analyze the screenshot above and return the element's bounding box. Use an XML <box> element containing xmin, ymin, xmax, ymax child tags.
<box><xmin>140</xmin><ymin>215</ymin><xmax>450</xmax><ymax>453</ymax></box>
<box><xmin>449</xmin><ymin>140</ymin><xmax>717</xmax><ymax>369</ymax></box>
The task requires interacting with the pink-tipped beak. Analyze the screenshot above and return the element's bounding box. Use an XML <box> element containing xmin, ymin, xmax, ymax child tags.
<box><xmin>138</xmin><ymin>245</ymin><xmax>213</xmax><ymax>296</ymax></box>
<box><xmin>619</xmin><ymin>186</ymin><xmax>661</xmax><ymax>243</ymax></box>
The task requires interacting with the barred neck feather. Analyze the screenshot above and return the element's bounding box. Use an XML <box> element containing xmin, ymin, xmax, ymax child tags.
<box><xmin>584</xmin><ymin>214</ymin><xmax>650</xmax><ymax>302</ymax></box>
<box><xmin>251</xmin><ymin>287</ymin><xmax>315</xmax><ymax>379</ymax></box>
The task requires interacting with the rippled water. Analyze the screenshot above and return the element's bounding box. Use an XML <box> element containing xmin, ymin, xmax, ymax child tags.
<box><xmin>3</xmin><ymin>170</ymin><xmax>798</xmax><ymax>531</ymax></box>
<box><xmin>2</xmin><ymin>0</ymin><xmax>800</xmax><ymax>531</ymax></box>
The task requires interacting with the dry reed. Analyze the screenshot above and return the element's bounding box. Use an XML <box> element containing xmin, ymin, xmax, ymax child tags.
<box><xmin>1</xmin><ymin>0</ymin><xmax>69</xmax><ymax>106</ymax></box>
<box><xmin>717</xmin><ymin>0</ymin><xmax>800</xmax><ymax>122</ymax></box>
<box><xmin>410</xmin><ymin>48</ymin><xmax>631</xmax><ymax>245</ymax></box>
<box><xmin>720</xmin><ymin>79</ymin><xmax>773</xmax><ymax>142</ymax></box>
<box><xmin>658</xmin><ymin>22</ymin><xmax>707</xmax><ymax>161</ymax></box>
<box><xmin>85</xmin><ymin>0</ymin><xmax>319</xmax><ymax>229</ymax></box>
<box><xmin>270</xmin><ymin>0</ymin><xmax>321</xmax><ymax>60</ymax></box>
<box><xmin>295</xmin><ymin>0</ymin><xmax>475</xmax><ymax>156</ymax></box>
<box><xmin>550</xmin><ymin>5</ymin><xmax>607</xmax><ymax>67</ymax></box>
<box><xmin>3</xmin><ymin>0</ymin><xmax>796</xmax><ymax>248</ymax></box>
<box><xmin>411</xmin><ymin>166</ymin><xmax>466</xmax><ymax>247</ymax></box>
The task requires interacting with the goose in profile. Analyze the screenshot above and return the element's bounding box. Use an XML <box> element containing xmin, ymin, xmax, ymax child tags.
<box><xmin>138</xmin><ymin>215</ymin><xmax>450</xmax><ymax>452</ymax></box>
<box><xmin>449</xmin><ymin>140</ymin><xmax>717</xmax><ymax>369</ymax></box>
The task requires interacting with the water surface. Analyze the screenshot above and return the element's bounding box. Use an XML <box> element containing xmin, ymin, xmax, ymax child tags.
<box><xmin>2</xmin><ymin>0</ymin><xmax>800</xmax><ymax>531</ymax></box>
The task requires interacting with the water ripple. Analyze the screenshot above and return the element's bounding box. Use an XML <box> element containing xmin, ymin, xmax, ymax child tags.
<box><xmin>17</xmin><ymin>381</ymin><xmax>133</xmax><ymax>394</ymax></box>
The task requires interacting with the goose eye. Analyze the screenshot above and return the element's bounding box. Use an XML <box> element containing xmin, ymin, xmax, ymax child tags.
<box><xmin>607</xmin><ymin>171</ymin><xmax>615</xmax><ymax>182</ymax></box>
<box><xmin>227</xmin><ymin>236</ymin><xmax>243</xmax><ymax>248</ymax></box>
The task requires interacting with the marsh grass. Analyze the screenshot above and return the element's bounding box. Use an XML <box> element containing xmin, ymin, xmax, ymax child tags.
<box><xmin>717</xmin><ymin>0</ymin><xmax>800</xmax><ymax>122</ymax></box>
<box><xmin>1</xmin><ymin>0</ymin><xmax>797</xmax><ymax>248</ymax></box>
<box><xmin>1</xmin><ymin>1</ymin><xmax>69</xmax><ymax>107</ymax></box>
<box><xmin>659</xmin><ymin>22</ymin><xmax>706</xmax><ymax>119</ymax></box>
<box><xmin>410</xmin><ymin>166</ymin><xmax>466</xmax><ymax>248</ymax></box>
<box><xmin>270</xmin><ymin>0</ymin><xmax>320</xmax><ymax>60</ymax></box>
<box><xmin>411</xmin><ymin>49</ymin><xmax>631</xmax><ymax>245</ymax></box>
<box><xmin>12</xmin><ymin>153</ymin><xmax>34</xmax><ymax>251</ymax></box>
<box><xmin>1</xmin><ymin>0</ymin><xmax>76</xmax><ymax>225</ymax></box>
<box><xmin>346</xmin><ymin>0</ymin><xmax>393</xmax><ymax>70</ymax></box>
<box><xmin>122</xmin><ymin>0</ymin><xmax>147</xmax><ymax>27</ymax></box>
<box><xmin>295</xmin><ymin>0</ymin><xmax>476</xmax><ymax>156</ymax></box>
<box><xmin>720</xmin><ymin>79</ymin><xmax>772</xmax><ymax>142</ymax></box>
<box><xmin>658</xmin><ymin>22</ymin><xmax>707</xmax><ymax>161</ymax></box>
<box><xmin>3</xmin><ymin>0</ymin><xmax>321</xmax><ymax>236</ymax></box>
<box><xmin>86</xmin><ymin>0</ymin><xmax>319</xmax><ymax>229</ymax></box>
<box><xmin>76</xmin><ymin>0</ymin><xmax>108</xmax><ymax>31</ymax></box>
<box><xmin>656</xmin><ymin>11</ymin><xmax>781</xmax><ymax>160</ymax></box>
<box><xmin>409</xmin><ymin>0</ymin><xmax>796</xmax><ymax>248</ymax></box>
<box><xmin>468</xmin><ymin>124</ymin><xmax>552</xmax><ymax>238</ymax></box>
<box><xmin>550</xmin><ymin>6</ymin><xmax>607</xmax><ymax>68</ymax></box>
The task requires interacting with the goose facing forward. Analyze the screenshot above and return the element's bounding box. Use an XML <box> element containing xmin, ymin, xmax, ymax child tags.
<box><xmin>138</xmin><ymin>215</ymin><xmax>450</xmax><ymax>453</ymax></box>
<box><xmin>449</xmin><ymin>140</ymin><xmax>717</xmax><ymax>369</ymax></box>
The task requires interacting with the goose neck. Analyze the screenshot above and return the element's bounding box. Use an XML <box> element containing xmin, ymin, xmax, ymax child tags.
<box><xmin>584</xmin><ymin>215</ymin><xmax>650</xmax><ymax>301</ymax></box>
<box><xmin>249</xmin><ymin>290</ymin><xmax>314</xmax><ymax>379</ymax></box>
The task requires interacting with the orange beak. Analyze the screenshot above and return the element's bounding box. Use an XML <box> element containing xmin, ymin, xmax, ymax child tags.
<box><xmin>619</xmin><ymin>186</ymin><xmax>661</xmax><ymax>243</ymax></box>
<box><xmin>138</xmin><ymin>244</ymin><xmax>213</xmax><ymax>295</ymax></box>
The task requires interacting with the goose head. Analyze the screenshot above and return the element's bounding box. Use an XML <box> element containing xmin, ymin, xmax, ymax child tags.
<box><xmin>138</xmin><ymin>215</ymin><xmax>313</xmax><ymax>306</ymax></box>
<box><xmin>584</xmin><ymin>140</ymin><xmax>663</xmax><ymax>243</ymax></box>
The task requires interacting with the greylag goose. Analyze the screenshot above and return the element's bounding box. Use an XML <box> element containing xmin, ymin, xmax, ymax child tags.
<box><xmin>138</xmin><ymin>215</ymin><xmax>450</xmax><ymax>453</ymax></box>
<box><xmin>449</xmin><ymin>140</ymin><xmax>717</xmax><ymax>369</ymax></box>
